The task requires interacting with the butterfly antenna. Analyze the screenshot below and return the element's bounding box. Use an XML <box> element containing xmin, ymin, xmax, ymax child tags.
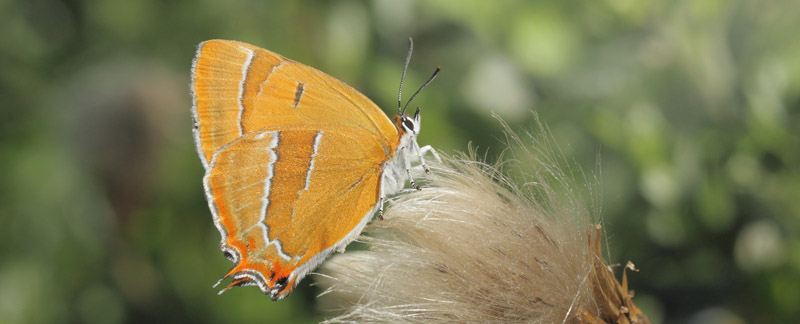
<box><xmin>398</xmin><ymin>38</ymin><xmax>414</xmax><ymax>115</ymax></box>
<box><xmin>401</xmin><ymin>65</ymin><xmax>441</xmax><ymax>116</ymax></box>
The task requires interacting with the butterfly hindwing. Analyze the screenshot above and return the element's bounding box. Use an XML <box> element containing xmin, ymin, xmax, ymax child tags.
<box><xmin>204</xmin><ymin>123</ymin><xmax>388</xmax><ymax>299</ymax></box>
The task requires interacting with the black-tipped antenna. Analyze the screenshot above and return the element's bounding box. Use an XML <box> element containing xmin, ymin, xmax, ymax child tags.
<box><xmin>401</xmin><ymin>66</ymin><xmax>440</xmax><ymax>116</ymax></box>
<box><xmin>398</xmin><ymin>38</ymin><xmax>414</xmax><ymax>114</ymax></box>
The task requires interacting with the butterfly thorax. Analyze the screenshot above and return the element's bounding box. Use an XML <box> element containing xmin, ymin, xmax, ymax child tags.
<box><xmin>381</xmin><ymin>134</ymin><xmax>415</xmax><ymax>197</ymax></box>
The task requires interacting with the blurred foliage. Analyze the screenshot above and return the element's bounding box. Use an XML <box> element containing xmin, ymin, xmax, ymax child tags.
<box><xmin>1</xmin><ymin>0</ymin><xmax>798</xmax><ymax>323</ymax></box>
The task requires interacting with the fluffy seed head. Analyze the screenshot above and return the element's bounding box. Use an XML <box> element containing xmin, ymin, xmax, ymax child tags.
<box><xmin>315</xmin><ymin>119</ymin><xmax>648</xmax><ymax>323</ymax></box>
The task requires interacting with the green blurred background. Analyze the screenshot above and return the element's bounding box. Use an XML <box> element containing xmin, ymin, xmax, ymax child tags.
<box><xmin>1</xmin><ymin>0</ymin><xmax>799</xmax><ymax>323</ymax></box>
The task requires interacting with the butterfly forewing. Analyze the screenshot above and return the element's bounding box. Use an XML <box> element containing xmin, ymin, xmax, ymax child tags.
<box><xmin>192</xmin><ymin>39</ymin><xmax>398</xmax><ymax>168</ymax></box>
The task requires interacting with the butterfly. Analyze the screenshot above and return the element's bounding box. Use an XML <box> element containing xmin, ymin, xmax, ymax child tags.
<box><xmin>191</xmin><ymin>38</ymin><xmax>439</xmax><ymax>300</ymax></box>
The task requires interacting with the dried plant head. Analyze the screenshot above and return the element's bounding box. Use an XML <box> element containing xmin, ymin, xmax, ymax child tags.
<box><xmin>315</xmin><ymin>116</ymin><xmax>650</xmax><ymax>323</ymax></box>
<box><xmin>582</xmin><ymin>225</ymin><xmax>650</xmax><ymax>324</ymax></box>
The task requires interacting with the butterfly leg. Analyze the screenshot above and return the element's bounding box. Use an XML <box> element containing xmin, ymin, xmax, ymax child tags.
<box><xmin>416</xmin><ymin>144</ymin><xmax>440</xmax><ymax>174</ymax></box>
<box><xmin>377</xmin><ymin>196</ymin><xmax>385</xmax><ymax>220</ymax></box>
<box><xmin>405</xmin><ymin>153</ymin><xmax>422</xmax><ymax>191</ymax></box>
<box><xmin>406</xmin><ymin>169</ymin><xmax>421</xmax><ymax>190</ymax></box>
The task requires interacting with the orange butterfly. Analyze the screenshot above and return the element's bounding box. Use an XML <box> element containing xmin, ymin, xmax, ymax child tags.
<box><xmin>191</xmin><ymin>39</ymin><xmax>439</xmax><ymax>300</ymax></box>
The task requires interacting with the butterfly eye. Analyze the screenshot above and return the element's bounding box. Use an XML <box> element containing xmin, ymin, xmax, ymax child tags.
<box><xmin>402</xmin><ymin>118</ymin><xmax>415</xmax><ymax>132</ymax></box>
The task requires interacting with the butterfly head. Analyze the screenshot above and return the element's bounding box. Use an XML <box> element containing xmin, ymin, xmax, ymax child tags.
<box><xmin>397</xmin><ymin>106</ymin><xmax>421</xmax><ymax>136</ymax></box>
